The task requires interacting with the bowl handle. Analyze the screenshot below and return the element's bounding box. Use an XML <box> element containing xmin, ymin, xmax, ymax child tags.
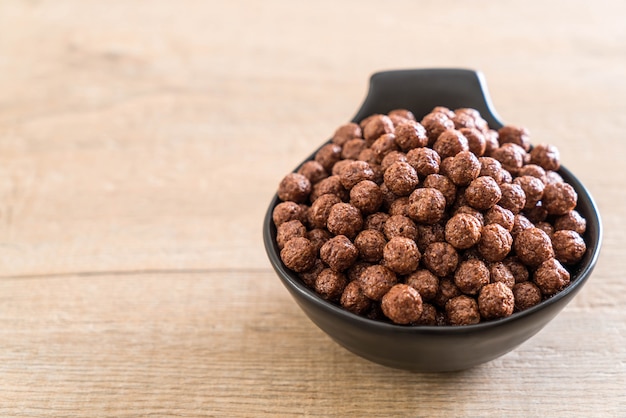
<box><xmin>351</xmin><ymin>68</ymin><xmax>504</xmax><ymax>129</ymax></box>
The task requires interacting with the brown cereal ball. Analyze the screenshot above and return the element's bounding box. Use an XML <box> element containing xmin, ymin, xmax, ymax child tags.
<box><xmin>511</xmin><ymin>214</ymin><xmax>534</xmax><ymax>238</ymax></box>
<box><xmin>273</xmin><ymin>201</ymin><xmax>307</xmax><ymax>227</ymax></box>
<box><xmin>535</xmin><ymin>221</ymin><xmax>554</xmax><ymax>238</ymax></box>
<box><xmin>326</xmin><ymin>203</ymin><xmax>363</xmax><ymax>239</ymax></box>
<box><xmin>454</xmin><ymin>259</ymin><xmax>490</xmax><ymax>295</ymax></box>
<box><xmin>433</xmin><ymin>278</ymin><xmax>461</xmax><ymax>309</ymax></box>
<box><xmin>512</xmin><ymin>281</ymin><xmax>542</xmax><ymax>311</ymax></box>
<box><xmin>483</xmin><ymin>130</ymin><xmax>500</xmax><ymax>156</ymax></box>
<box><xmin>389</xmin><ymin>108</ymin><xmax>416</xmax><ymax>121</ymax></box>
<box><xmin>340</xmin><ymin>281</ymin><xmax>372</xmax><ymax>315</ymax></box>
<box><xmin>498</xmin><ymin>125</ymin><xmax>531</xmax><ymax>151</ymax></box>
<box><xmin>332</xmin><ymin>122</ymin><xmax>362</xmax><ymax>146</ymax></box>
<box><xmin>307</xmin><ymin>228</ymin><xmax>332</xmax><ymax>255</ymax></box>
<box><xmin>358</xmin><ymin>265</ymin><xmax>397</xmax><ymax>301</ymax></box>
<box><xmin>454</xmin><ymin>205</ymin><xmax>484</xmax><ymax>226</ymax></box>
<box><xmin>354</xmin><ymin>230</ymin><xmax>387</xmax><ymax>263</ymax></box>
<box><xmin>423</xmin><ymin>174</ymin><xmax>457</xmax><ymax>207</ymax></box>
<box><xmin>381</xmin><ymin>284</ymin><xmax>423</xmax><ymax>325</ymax></box>
<box><xmin>484</xmin><ymin>205</ymin><xmax>514</xmax><ymax>231</ymax></box>
<box><xmin>297</xmin><ymin>160</ymin><xmax>328</xmax><ymax>185</ymax></box>
<box><xmin>446</xmin><ymin>295</ymin><xmax>481</xmax><ymax>325</ymax></box>
<box><xmin>310</xmin><ymin>175</ymin><xmax>348</xmax><ymax>202</ymax></box>
<box><xmin>421</xmin><ymin>112</ymin><xmax>455</xmax><ymax>145</ymax></box>
<box><xmin>369</xmin><ymin>163</ymin><xmax>384</xmax><ymax>185</ymax></box>
<box><xmin>363</xmin><ymin>114</ymin><xmax>394</xmax><ymax>146</ymax></box>
<box><xmin>364</xmin><ymin>212</ymin><xmax>389</xmax><ymax>233</ymax></box>
<box><xmin>518</xmin><ymin>164</ymin><xmax>548</xmax><ymax>185</ymax></box>
<box><xmin>350</xmin><ymin>180</ymin><xmax>383</xmax><ymax>214</ymax></box>
<box><xmin>379</xmin><ymin>183</ymin><xmax>397</xmax><ymax>210</ymax></box>
<box><xmin>394</xmin><ymin>120</ymin><xmax>428</xmax><ymax>151</ymax></box>
<box><xmin>383</xmin><ymin>237</ymin><xmax>421</xmax><ymax>275</ymax></box>
<box><xmin>416</xmin><ymin>223</ymin><xmax>446</xmax><ymax>252</ymax></box>
<box><xmin>383</xmin><ymin>161</ymin><xmax>419</xmax><ymax>196</ymax></box>
<box><xmin>524</xmin><ymin>203</ymin><xmax>548</xmax><ymax>224</ymax></box>
<box><xmin>383</xmin><ymin>214</ymin><xmax>418</xmax><ymax>240</ymax></box>
<box><xmin>445</xmin><ymin>213</ymin><xmax>482</xmax><ymax>250</ymax></box>
<box><xmin>464</xmin><ymin>176</ymin><xmax>502</xmax><ymax>210</ymax></box>
<box><xmin>478</xmin><ymin>282</ymin><xmax>515</xmax><ymax>320</ymax></box>
<box><xmin>460</xmin><ymin>127</ymin><xmax>487</xmax><ymax>156</ymax></box>
<box><xmin>339</xmin><ymin>160</ymin><xmax>375</xmax><ymax>190</ymax></box>
<box><xmin>503</xmin><ymin>256</ymin><xmax>530</xmax><ymax>283</ymax></box>
<box><xmin>554</xmin><ymin>210</ymin><xmax>587</xmax><ymax>235</ymax></box>
<box><xmin>552</xmin><ymin>230</ymin><xmax>586</xmax><ymax>265</ymax></box>
<box><xmin>276</xmin><ymin>219</ymin><xmax>307</xmax><ymax>249</ymax></box>
<box><xmin>406</xmin><ymin>147</ymin><xmax>441</xmax><ymax>177</ymax></box>
<box><xmin>357</xmin><ymin>148</ymin><xmax>381</xmax><ymax>166</ymax></box>
<box><xmin>452</xmin><ymin>112</ymin><xmax>476</xmax><ymax>130</ymax></box>
<box><xmin>439</xmin><ymin>156</ymin><xmax>454</xmax><ymax>178</ymax></box>
<box><xmin>380</xmin><ymin>150</ymin><xmax>407</xmax><ymax>172</ymax></box>
<box><xmin>447</xmin><ymin>151</ymin><xmax>481</xmax><ymax>186</ymax></box>
<box><xmin>388</xmin><ymin>196</ymin><xmax>410</xmax><ymax>217</ymax></box>
<box><xmin>408</xmin><ymin>188</ymin><xmax>447</xmax><ymax>224</ymax></box>
<box><xmin>514</xmin><ymin>227</ymin><xmax>554</xmax><ymax>267</ymax></box>
<box><xmin>308</xmin><ymin>193</ymin><xmax>342</xmax><ymax>229</ymax></box>
<box><xmin>315</xmin><ymin>143</ymin><xmax>342</xmax><ymax>172</ymax></box>
<box><xmin>406</xmin><ymin>269</ymin><xmax>440</xmax><ymax>301</ymax></box>
<box><xmin>432</xmin><ymin>106</ymin><xmax>455</xmax><ymax>118</ymax></box>
<box><xmin>498</xmin><ymin>183</ymin><xmax>526</xmax><ymax>214</ymax></box>
<box><xmin>341</xmin><ymin>138</ymin><xmax>367</xmax><ymax>160</ymax></box>
<box><xmin>332</xmin><ymin>159</ymin><xmax>354</xmax><ymax>177</ymax></box>
<box><xmin>433</xmin><ymin>129</ymin><xmax>469</xmax><ymax>159</ymax></box>
<box><xmin>491</xmin><ymin>143</ymin><xmax>526</xmax><ymax>174</ymax></box>
<box><xmin>315</xmin><ymin>268</ymin><xmax>348</xmax><ymax>301</ymax></box>
<box><xmin>478</xmin><ymin>223</ymin><xmax>513</xmax><ymax>262</ymax></box>
<box><xmin>514</xmin><ymin>175</ymin><xmax>545</xmax><ymax>209</ymax></box>
<box><xmin>479</xmin><ymin>157</ymin><xmax>507</xmax><ymax>184</ymax></box>
<box><xmin>320</xmin><ymin>234</ymin><xmax>359</xmax><ymax>272</ymax></box>
<box><xmin>278</xmin><ymin>172</ymin><xmax>311</xmax><ymax>203</ymax></box>
<box><xmin>346</xmin><ymin>261</ymin><xmax>371</xmax><ymax>282</ymax></box>
<box><xmin>423</xmin><ymin>242</ymin><xmax>459</xmax><ymax>277</ymax></box>
<box><xmin>414</xmin><ymin>302</ymin><xmax>438</xmax><ymax>325</ymax></box>
<box><xmin>489</xmin><ymin>262</ymin><xmax>515</xmax><ymax>289</ymax></box>
<box><xmin>298</xmin><ymin>258</ymin><xmax>325</xmax><ymax>288</ymax></box>
<box><xmin>371</xmin><ymin>133</ymin><xmax>399</xmax><ymax>160</ymax></box>
<box><xmin>545</xmin><ymin>170</ymin><xmax>564</xmax><ymax>185</ymax></box>
<box><xmin>543</xmin><ymin>182</ymin><xmax>578</xmax><ymax>215</ymax></box>
<box><xmin>534</xmin><ymin>258</ymin><xmax>570</xmax><ymax>296</ymax></box>
<box><xmin>280</xmin><ymin>237</ymin><xmax>316</xmax><ymax>273</ymax></box>
<box><xmin>530</xmin><ymin>144</ymin><xmax>561</xmax><ymax>171</ymax></box>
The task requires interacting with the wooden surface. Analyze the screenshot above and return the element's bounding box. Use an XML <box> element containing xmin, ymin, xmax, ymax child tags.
<box><xmin>0</xmin><ymin>0</ymin><xmax>625</xmax><ymax>416</ymax></box>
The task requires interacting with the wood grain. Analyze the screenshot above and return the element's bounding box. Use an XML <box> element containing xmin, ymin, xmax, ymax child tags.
<box><xmin>1</xmin><ymin>0</ymin><xmax>625</xmax><ymax>416</ymax></box>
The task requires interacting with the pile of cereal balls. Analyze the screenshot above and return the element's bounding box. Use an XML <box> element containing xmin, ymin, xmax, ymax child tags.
<box><xmin>273</xmin><ymin>107</ymin><xmax>587</xmax><ymax>326</ymax></box>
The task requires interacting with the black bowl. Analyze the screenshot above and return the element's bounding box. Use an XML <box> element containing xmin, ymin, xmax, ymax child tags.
<box><xmin>263</xmin><ymin>69</ymin><xmax>602</xmax><ymax>372</ymax></box>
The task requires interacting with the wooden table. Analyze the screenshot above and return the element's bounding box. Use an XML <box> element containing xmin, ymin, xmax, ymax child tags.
<box><xmin>1</xmin><ymin>1</ymin><xmax>624</xmax><ymax>416</ymax></box>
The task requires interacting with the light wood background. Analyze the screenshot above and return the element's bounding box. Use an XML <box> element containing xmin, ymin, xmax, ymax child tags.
<box><xmin>1</xmin><ymin>1</ymin><xmax>625</xmax><ymax>416</ymax></box>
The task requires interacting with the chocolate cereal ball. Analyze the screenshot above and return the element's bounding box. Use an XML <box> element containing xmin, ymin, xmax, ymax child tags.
<box><xmin>530</xmin><ymin>143</ymin><xmax>560</xmax><ymax>171</ymax></box>
<box><xmin>514</xmin><ymin>175</ymin><xmax>545</xmax><ymax>209</ymax></box>
<box><xmin>423</xmin><ymin>242</ymin><xmax>459</xmax><ymax>277</ymax></box>
<box><xmin>380</xmin><ymin>150</ymin><xmax>407</xmax><ymax>172</ymax></box>
<box><xmin>308</xmin><ymin>193</ymin><xmax>342</xmax><ymax>229</ymax></box>
<box><xmin>479</xmin><ymin>157</ymin><xmax>507</xmax><ymax>184</ymax></box>
<box><xmin>406</xmin><ymin>269</ymin><xmax>439</xmax><ymax>301</ymax></box>
<box><xmin>552</xmin><ymin>230</ymin><xmax>586</xmax><ymax>265</ymax></box>
<box><xmin>421</xmin><ymin>112</ymin><xmax>455</xmax><ymax>145</ymax></box>
<box><xmin>447</xmin><ymin>151</ymin><xmax>481</xmax><ymax>186</ymax></box>
<box><xmin>460</xmin><ymin>127</ymin><xmax>487</xmax><ymax>156</ymax></box>
<box><xmin>278</xmin><ymin>172</ymin><xmax>311</xmax><ymax>203</ymax></box>
<box><xmin>478</xmin><ymin>282</ymin><xmax>515</xmax><ymax>320</ymax></box>
<box><xmin>554</xmin><ymin>210</ymin><xmax>587</xmax><ymax>235</ymax></box>
<box><xmin>307</xmin><ymin>228</ymin><xmax>331</xmax><ymax>255</ymax></box>
<box><xmin>280</xmin><ymin>237</ymin><xmax>316</xmax><ymax>273</ymax></box>
<box><xmin>332</xmin><ymin>159</ymin><xmax>354</xmax><ymax>177</ymax></box>
<box><xmin>534</xmin><ymin>258</ymin><xmax>570</xmax><ymax>296</ymax></box>
<box><xmin>406</xmin><ymin>147</ymin><xmax>441</xmax><ymax>177</ymax></box>
<box><xmin>384</xmin><ymin>161</ymin><xmax>419</xmax><ymax>197</ymax></box>
<box><xmin>363</xmin><ymin>114</ymin><xmax>394</xmax><ymax>146</ymax></box>
<box><xmin>542</xmin><ymin>182</ymin><xmax>578</xmax><ymax>215</ymax></box>
<box><xmin>297</xmin><ymin>160</ymin><xmax>328</xmax><ymax>185</ymax></box>
<box><xmin>454</xmin><ymin>259</ymin><xmax>490</xmax><ymax>295</ymax></box>
<box><xmin>350</xmin><ymin>180</ymin><xmax>383</xmax><ymax>214</ymax></box>
<box><xmin>445</xmin><ymin>213</ymin><xmax>482</xmax><ymax>250</ymax></box>
<box><xmin>414</xmin><ymin>303</ymin><xmax>438</xmax><ymax>325</ymax></box>
<box><xmin>298</xmin><ymin>258</ymin><xmax>325</xmax><ymax>288</ymax></box>
<box><xmin>332</xmin><ymin>122</ymin><xmax>362</xmax><ymax>146</ymax></box>
<box><xmin>545</xmin><ymin>170</ymin><xmax>564</xmax><ymax>185</ymax></box>
<box><xmin>408</xmin><ymin>188</ymin><xmax>446</xmax><ymax>224</ymax></box>
<box><xmin>341</xmin><ymin>138</ymin><xmax>367</xmax><ymax>160</ymax></box>
<box><xmin>535</xmin><ymin>221</ymin><xmax>554</xmax><ymax>238</ymax></box>
<box><xmin>381</xmin><ymin>284</ymin><xmax>423</xmax><ymax>325</ymax></box>
<box><xmin>310</xmin><ymin>175</ymin><xmax>348</xmax><ymax>202</ymax></box>
<box><xmin>276</xmin><ymin>219</ymin><xmax>307</xmax><ymax>249</ymax></box>
<box><xmin>394</xmin><ymin>120</ymin><xmax>428</xmax><ymax>151</ymax></box>
<box><xmin>315</xmin><ymin>143</ymin><xmax>342</xmax><ymax>172</ymax></box>
<box><xmin>388</xmin><ymin>196</ymin><xmax>410</xmax><ymax>217</ymax></box>
<box><xmin>358</xmin><ymin>265</ymin><xmax>397</xmax><ymax>301</ymax></box>
<box><xmin>423</xmin><ymin>174</ymin><xmax>457</xmax><ymax>206</ymax></box>
<box><xmin>433</xmin><ymin>277</ymin><xmax>462</xmax><ymax>308</ymax></box>
<box><xmin>465</xmin><ymin>176</ymin><xmax>502</xmax><ymax>210</ymax></box>
<box><xmin>498</xmin><ymin>183</ymin><xmax>526</xmax><ymax>214</ymax></box>
<box><xmin>478</xmin><ymin>224</ymin><xmax>513</xmax><ymax>262</ymax></box>
<box><xmin>371</xmin><ymin>133</ymin><xmax>399</xmax><ymax>160</ymax></box>
<box><xmin>364</xmin><ymin>212</ymin><xmax>389</xmax><ymax>233</ymax></box>
<box><xmin>503</xmin><ymin>256</ymin><xmax>530</xmax><ymax>283</ymax></box>
<box><xmin>346</xmin><ymin>261</ymin><xmax>371</xmax><ymax>282</ymax></box>
<box><xmin>484</xmin><ymin>205</ymin><xmax>514</xmax><ymax>231</ymax></box>
<box><xmin>518</xmin><ymin>164</ymin><xmax>547</xmax><ymax>185</ymax></box>
<box><xmin>326</xmin><ymin>203</ymin><xmax>363</xmax><ymax>239</ymax></box>
<box><xmin>512</xmin><ymin>281</ymin><xmax>542</xmax><ymax>311</ymax></box>
<box><xmin>315</xmin><ymin>268</ymin><xmax>348</xmax><ymax>301</ymax></box>
<box><xmin>513</xmin><ymin>227</ymin><xmax>554</xmax><ymax>267</ymax></box>
<box><xmin>524</xmin><ymin>202</ymin><xmax>549</xmax><ymax>224</ymax></box>
<box><xmin>357</xmin><ymin>148</ymin><xmax>381</xmax><ymax>166</ymax></box>
<box><xmin>339</xmin><ymin>160</ymin><xmax>375</xmax><ymax>190</ymax></box>
<box><xmin>273</xmin><ymin>201</ymin><xmax>307</xmax><ymax>227</ymax></box>
<box><xmin>492</xmin><ymin>143</ymin><xmax>526</xmax><ymax>174</ymax></box>
<box><xmin>511</xmin><ymin>214</ymin><xmax>534</xmax><ymax>238</ymax></box>
<box><xmin>389</xmin><ymin>108</ymin><xmax>416</xmax><ymax>121</ymax></box>
<box><xmin>483</xmin><ymin>130</ymin><xmax>500</xmax><ymax>156</ymax></box>
<box><xmin>340</xmin><ymin>281</ymin><xmax>372</xmax><ymax>315</ymax></box>
<box><xmin>383</xmin><ymin>237</ymin><xmax>421</xmax><ymax>275</ymax></box>
<box><xmin>446</xmin><ymin>295</ymin><xmax>481</xmax><ymax>325</ymax></box>
<box><xmin>489</xmin><ymin>262</ymin><xmax>515</xmax><ymax>289</ymax></box>
<box><xmin>320</xmin><ymin>235</ymin><xmax>359</xmax><ymax>272</ymax></box>
<box><xmin>416</xmin><ymin>223</ymin><xmax>446</xmax><ymax>252</ymax></box>
<box><xmin>454</xmin><ymin>205</ymin><xmax>484</xmax><ymax>226</ymax></box>
<box><xmin>383</xmin><ymin>214</ymin><xmax>418</xmax><ymax>240</ymax></box>
<box><xmin>433</xmin><ymin>129</ymin><xmax>469</xmax><ymax>159</ymax></box>
<box><xmin>354</xmin><ymin>230</ymin><xmax>386</xmax><ymax>263</ymax></box>
<box><xmin>498</xmin><ymin>125</ymin><xmax>531</xmax><ymax>151</ymax></box>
